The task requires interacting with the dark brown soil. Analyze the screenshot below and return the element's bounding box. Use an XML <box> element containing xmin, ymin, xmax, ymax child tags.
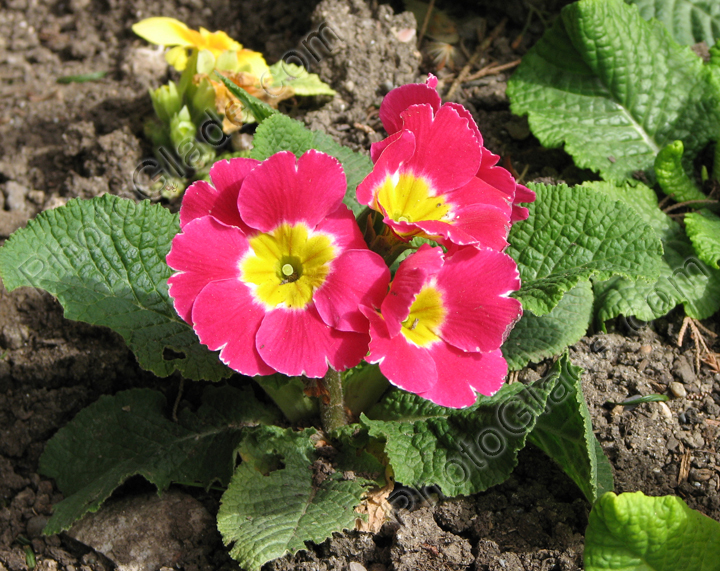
<box><xmin>1</xmin><ymin>1</ymin><xmax>718</xmax><ymax>570</ymax></box>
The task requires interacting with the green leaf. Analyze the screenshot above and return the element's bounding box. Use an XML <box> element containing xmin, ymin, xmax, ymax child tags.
<box><xmin>361</xmin><ymin>362</ymin><xmax>561</xmax><ymax>497</ymax></box>
<box><xmin>507</xmin><ymin>0</ymin><xmax>720</xmax><ymax>183</ymax></box>
<box><xmin>595</xmin><ymin>234</ymin><xmax>720</xmax><ymax>320</ymax></box>
<box><xmin>625</xmin><ymin>0</ymin><xmax>720</xmax><ymax>46</ymax></box>
<box><xmin>212</xmin><ymin>71</ymin><xmax>278</xmax><ymax>123</ymax></box>
<box><xmin>685</xmin><ymin>208</ymin><xmax>720</xmax><ymax>269</ymax></box>
<box><xmin>267</xmin><ymin>61</ymin><xmax>336</xmax><ymax>96</ymax></box>
<box><xmin>580</xmin><ymin>181</ymin><xmax>677</xmax><ymax>238</ymax></box>
<box><xmin>57</xmin><ymin>71</ymin><xmax>107</xmax><ymax>84</ymax></box>
<box><xmin>585</xmin><ymin>491</ymin><xmax>720</xmax><ymax>571</ymax></box>
<box><xmin>587</xmin><ymin>181</ymin><xmax>720</xmax><ymax>320</ymax></box>
<box><xmin>217</xmin><ymin>426</ymin><xmax>367</xmax><ymax>571</ymax></box>
<box><xmin>0</xmin><ymin>195</ymin><xmax>231</xmax><ymax>381</ymax></box>
<box><xmin>654</xmin><ymin>140</ymin><xmax>707</xmax><ymax>202</ymax></box>
<box><xmin>527</xmin><ymin>355</ymin><xmax>614</xmax><ymax>504</ymax></box>
<box><xmin>249</xmin><ymin>113</ymin><xmax>372</xmax><ymax>216</ymax></box>
<box><xmin>504</xmin><ymin>280</ymin><xmax>594</xmax><ymax>371</ymax></box>
<box><xmin>249</xmin><ymin>113</ymin><xmax>314</xmax><ymax>160</ymax></box>
<box><xmin>39</xmin><ymin>386</ymin><xmax>277</xmax><ymax>534</ymax></box>
<box><xmin>508</xmin><ymin>183</ymin><xmax>663</xmax><ymax>316</ymax></box>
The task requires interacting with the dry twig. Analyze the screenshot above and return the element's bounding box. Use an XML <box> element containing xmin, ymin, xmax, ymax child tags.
<box><xmin>446</xmin><ymin>17</ymin><xmax>507</xmax><ymax>99</ymax></box>
<box><xmin>416</xmin><ymin>0</ymin><xmax>436</xmax><ymax>47</ymax></box>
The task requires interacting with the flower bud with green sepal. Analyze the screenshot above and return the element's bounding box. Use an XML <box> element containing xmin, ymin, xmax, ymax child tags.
<box><xmin>169</xmin><ymin>106</ymin><xmax>197</xmax><ymax>150</ymax></box>
<box><xmin>149</xmin><ymin>81</ymin><xmax>182</xmax><ymax>125</ymax></box>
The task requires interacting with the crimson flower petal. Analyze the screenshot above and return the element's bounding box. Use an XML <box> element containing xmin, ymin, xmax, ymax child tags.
<box><xmin>191</xmin><ymin>278</ymin><xmax>274</xmax><ymax>376</ymax></box>
<box><xmin>379</xmin><ymin>81</ymin><xmax>441</xmax><ymax>135</ymax></box>
<box><xmin>400</xmin><ymin>104</ymin><xmax>482</xmax><ymax>194</ymax></box>
<box><xmin>167</xmin><ymin>216</ymin><xmax>249</xmax><ymax>323</ymax></box>
<box><xmin>381</xmin><ymin>244</ymin><xmax>443</xmax><ymax>336</ymax></box>
<box><xmin>179</xmin><ymin>157</ymin><xmax>259</xmax><ymax>230</ymax></box>
<box><xmin>357</xmin><ymin>130</ymin><xmax>416</xmax><ymax>207</ymax></box>
<box><xmin>238</xmin><ymin>150</ymin><xmax>346</xmax><ymax>232</ymax></box>
<box><xmin>363</xmin><ymin>305</ymin><xmax>436</xmax><ymax>393</ymax></box>
<box><xmin>315</xmin><ymin>249</ymin><xmax>390</xmax><ymax>332</ymax></box>
<box><xmin>419</xmin><ymin>346</ymin><xmax>507</xmax><ymax>407</ymax></box>
<box><xmin>314</xmin><ymin>204</ymin><xmax>368</xmax><ymax>252</ymax></box>
<box><xmin>436</xmin><ymin>247</ymin><xmax>522</xmax><ymax>353</ymax></box>
<box><xmin>257</xmin><ymin>305</ymin><xmax>369</xmax><ymax>377</ymax></box>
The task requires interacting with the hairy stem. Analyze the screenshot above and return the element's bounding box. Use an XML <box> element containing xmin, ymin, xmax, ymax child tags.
<box><xmin>320</xmin><ymin>367</ymin><xmax>348</xmax><ymax>433</ymax></box>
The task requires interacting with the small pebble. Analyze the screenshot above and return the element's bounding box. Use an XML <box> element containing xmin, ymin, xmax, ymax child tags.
<box><xmin>639</xmin><ymin>344</ymin><xmax>652</xmax><ymax>355</ymax></box>
<box><xmin>658</xmin><ymin>402</ymin><xmax>672</xmax><ymax>420</ymax></box>
<box><xmin>669</xmin><ymin>382</ymin><xmax>687</xmax><ymax>398</ymax></box>
<box><xmin>350</xmin><ymin>563</ymin><xmax>368</xmax><ymax>571</ymax></box>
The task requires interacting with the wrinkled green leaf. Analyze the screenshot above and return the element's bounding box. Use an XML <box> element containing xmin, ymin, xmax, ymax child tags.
<box><xmin>0</xmin><ymin>195</ymin><xmax>230</xmax><ymax>380</ymax></box>
<box><xmin>508</xmin><ymin>183</ymin><xmax>663</xmax><ymax>316</ymax></box>
<box><xmin>40</xmin><ymin>386</ymin><xmax>277</xmax><ymax>534</ymax></box>
<box><xmin>217</xmin><ymin>426</ymin><xmax>367</xmax><ymax>571</ymax></box>
<box><xmin>267</xmin><ymin>61</ymin><xmax>336</xmax><ymax>96</ymax></box>
<box><xmin>249</xmin><ymin>113</ymin><xmax>372</xmax><ymax>215</ymax></box>
<box><xmin>595</xmin><ymin>234</ymin><xmax>720</xmax><ymax>320</ymax></box>
<box><xmin>585</xmin><ymin>491</ymin><xmax>720</xmax><ymax>570</ymax></box>
<box><xmin>361</xmin><ymin>361</ymin><xmax>561</xmax><ymax>497</ymax></box>
<box><xmin>685</xmin><ymin>208</ymin><xmax>720</xmax><ymax>269</ymax></box>
<box><xmin>249</xmin><ymin>113</ymin><xmax>314</xmax><ymax>160</ymax></box>
<box><xmin>507</xmin><ymin>0</ymin><xmax>720</xmax><ymax>183</ymax></box>
<box><xmin>528</xmin><ymin>356</ymin><xmax>614</xmax><ymax>503</ymax></box>
<box><xmin>626</xmin><ymin>0</ymin><xmax>720</xmax><ymax>46</ymax></box>
<box><xmin>504</xmin><ymin>281</ymin><xmax>594</xmax><ymax>371</ymax></box>
<box><xmin>588</xmin><ymin>181</ymin><xmax>720</xmax><ymax>321</ymax></box>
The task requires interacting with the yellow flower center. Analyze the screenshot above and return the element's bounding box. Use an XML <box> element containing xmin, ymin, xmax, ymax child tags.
<box><xmin>241</xmin><ymin>223</ymin><xmax>335</xmax><ymax>310</ymax></box>
<box><xmin>400</xmin><ymin>285</ymin><xmax>445</xmax><ymax>347</ymax></box>
<box><xmin>376</xmin><ymin>173</ymin><xmax>452</xmax><ymax>234</ymax></box>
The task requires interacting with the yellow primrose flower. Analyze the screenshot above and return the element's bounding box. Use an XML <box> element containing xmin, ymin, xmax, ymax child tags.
<box><xmin>132</xmin><ymin>17</ymin><xmax>242</xmax><ymax>71</ymax></box>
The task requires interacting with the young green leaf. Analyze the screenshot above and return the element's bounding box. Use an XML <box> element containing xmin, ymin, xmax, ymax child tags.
<box><xmin>654</xmin><ymin>140</ymin><xmax>707</xmax><ymax>202</ymax></box>
<box><xmin>685</xmin><ymin>208</ymin><xmax>720</xmax><ymax>269</ymax></box>
<box><xmin>585</xmin><ymin>491</ymin><xmax>720</xmax><ymax>571</ymax></box>
<box><xmin>508</xmin><ymin>183</ymin><xmax>663</xmax><ymax>316</ymax></box>
<box><xmin>527</xmin><ymin>355</ymin><xmax>614</xmax><ymax>504</ymax></box>
<box><xmin>507</xmin><ymin>0</ymin><xmax>720</xmax><ymax>183</ymax></box>
<box><xmin>626</xmin><ymin>0</ymin><xmax>720</xmax><ymax>46</ymax></box>
<box><xmin>504</xmin><ymin>281</ymin><xmax>594</xmax><ymax>371</ymax></box>
<box><xmin>212</xmin><ymin>71</ymin><xmax>278</xmax><ymax>123</ymax></box>
<box><xmin>217</xmin><ymin>426</ymin><xmax>367</xmax><ymax>571</ymax></box>
<box><xmin>40</xmin><ymin>386</ymin><xmax>278</xmax><ymax>534</ymax></box>
<box><xmin>0</xmin><ymin>195</ymin><xmax>231</xmax><ymax>381</ymax></box>
<box><xmin>361</xmin><ymin>363</ymin><xmax>561</xmax><ymax>497</ymax></box>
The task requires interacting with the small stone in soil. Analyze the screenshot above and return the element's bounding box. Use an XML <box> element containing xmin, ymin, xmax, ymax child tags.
<box><xmin>669</xmin><ymin>382</ymin><xmax>687</xmax><ymax>398</ymax></box>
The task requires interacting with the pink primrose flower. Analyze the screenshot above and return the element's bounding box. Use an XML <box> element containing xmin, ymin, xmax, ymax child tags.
<box><xmin>357</xmin><ymin>75</ymin><xmax>535</xmax><ymax>249</ymax></box>
<box><xmin>167</xmin><ymin>150</ymin><xmax>391</xmax><ymax>378</ymax></box>
<box><xmin>362</xmin><ymin>244</ymin><xmax>522</xmax><ymax>408</ymax></box>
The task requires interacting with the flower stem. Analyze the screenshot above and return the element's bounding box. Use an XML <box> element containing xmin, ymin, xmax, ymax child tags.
<box><xmin>320</xmin><ymin>367</ymin><xmax>348</xmax><ymax>433</ymax></box>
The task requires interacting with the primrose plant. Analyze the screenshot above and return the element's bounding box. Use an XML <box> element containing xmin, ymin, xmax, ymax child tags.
<box><xmin>0</xmin><ymin>35</ymin><xmax>671</xmax><ymax>571</ymax></box>
<box><xmin>132</xmin><ymin>17</ymin><xmax>335</xmax><ymax>199</ymax></box>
